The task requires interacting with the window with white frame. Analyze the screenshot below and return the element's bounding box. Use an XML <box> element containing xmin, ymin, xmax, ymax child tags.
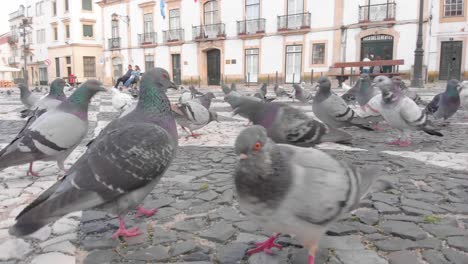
<box><xmin>444</xmin><ymin>0</ymin><xmax>464</xmax><ymax>16</ymax></box>
<box><xmin>144</xmin><ymin>13</ymin><xmax>154</xmax><ymax>33</ymax></box>
<box><xmin>245</xmin><ymin>0</ymin><xmax>260</xmax><ymax>19</ymax></box>
<box><xmin>111</xmin><ymin>19</ymin><xmax>119</xmax><ymax>38</ymax></box>
<box><xmin>82</xmin><ymin>0</ymin><xmax>92</xmax><ymax>11</ymax></box>
<box><xmin>35</xmin><ymin>1</ymin><xmax>44</xmax><ymax>16</ymax></box>
<box><xmin>311</xmin><ymin>43</ymin><xmax>326</xmax><ymax>65</ymax></box>
<box><xmin>204</xmin><ymin>1</ymin><xmax>219</xmax><ymax>25</ymax></box>
<box><xmin>145</xmin><ymin>55</ymin><xmax>154</xmax><ymax>71</ymax></box>
<box><xmin>36</xmin><ymin>29</ymin><xmax>45</xmax><ymax>44</ymax></box>
<box><xmin>169</xmin><ymin>9</ymin><xmax>180</xmax><ymax>30</ymax></box>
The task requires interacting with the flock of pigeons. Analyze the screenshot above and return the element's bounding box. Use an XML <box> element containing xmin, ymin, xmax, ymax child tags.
<box><xmin>0</xmin><ymin>68</ymin><xmax>467</xmax><ymax>264</ymax></box>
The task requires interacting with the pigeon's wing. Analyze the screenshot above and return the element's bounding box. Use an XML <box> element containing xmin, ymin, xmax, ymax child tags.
<box><xmin>317</xmin><ymin>95</ymin><xmax>373</xmax><ymax>130</ymax></box>
<box><xmin>426</xmin><ymin>93</ymin><xmax>441</xmax><ymax>114</ymax></box>
<box><xmin>112</xmin><ymin>92</ymin><xmax>133</xmax><ymax>111</ymax></box>
<box><xmin>280</xmin><ymin>144</ymin><xmax>379</xmax><ymax>225</ymax></box>
<box><xmin>0</xmin><ymin>111</ymin><xmax>87</xmax><ymax>170</ymax></box>
<box><xmin>399</xmin><ymin>97</ymin><xmax>427</xmax><ymax>127</ymax></box>
<box><xmin>179</xmin><ymin>92</ymin><xmax>193</xmax><ymax>104</ymax></box>
<box><xmin>10</xmin><ymin>122</ymin><xmax>175</xmax><ymax>236</ymax></box>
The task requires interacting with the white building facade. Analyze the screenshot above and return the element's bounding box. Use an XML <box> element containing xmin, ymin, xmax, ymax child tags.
<box><xmin>60</xmin><ymin>0</ymin><xmax>468</xmax><ymax>86</ymax></box>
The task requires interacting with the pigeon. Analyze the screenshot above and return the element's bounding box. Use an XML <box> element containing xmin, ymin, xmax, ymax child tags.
<box><xmin>179</xmin><ymin>89</ymin><xmax>195</xmax><ymax>104</ymax></box>
<box><xmin>426</xmin><ymin>79</ymin><xmax>461</xmax><ymax>122</ymax></box>
<box><xmin>313</xmin><ymin>77</ymin><xmax>373</xmax><ymax>131</ymax></box>
<box><xmin>222</xmin><ymin>84</ymin><xmax>232</xmax><ymax>95</ymax></box>
<box><xmin>196</xmin><ymin>92</ymin><xmax>216</xmax><ymax>109</ymax></box>
<box><xmin>111</xmin><ymin>87</ymin><xmax>134</xmax><ymax>112</ymax></box>
<box><xmin>0</xmin><ymin>80</ymin><xmax>106</xmax><ymax>177</ymax></box>
<box><xmin>233</xmin><ymin>125</ymin><xmax>390</xmax><ymax>264</ymax></box>
<box><xmin>392</xmin><ymin>76</ymin><xmax>425</xmax><ymax>105</ymax></box>
<box><xmin>8</xmin><ymin>68</ymin><xmax>179</xmax><ymax>238</ymax></box>
<box><xmin>274</xmin><ymin>84</ymin><xmax>288</xmax><ymax>97</ymax></box>
<box><xmin>342</xmin><ymin>74</ymin><xmax>378</xmax><ymax>107</ymax></box>
<box><xmin>231</xmin><ymin>98</ymin><xmax>352</xmax><ymax>146</ymax></box>
<box><xmin>373</xmin><ymin>76</ymin><xmax>443</xmax><ymax>146</ymax></box>
<box><xmin>341</xmin><ymin>79</ymin><xmax>361</xmax><ymax>103</ymax></box>
<box><xmin>231</xmin><ymin>83</ymin><xmax>237</xmax><ymax>91</ymax></box>
<box><xmin>20</xmin><ymin>78</ymin><xmax>67</xmax><ymax>120</ymax></box>
<box><xmin>7</xmin><ymin>90</ymin><xmax>12</xmax><ymax>96</ymax></box>
<box><xmin>290</xmin><ymin>84</ymin><xmax>313</xmax><ymax>103</ymax></box>
<box><xmin>257</xmin><ymin>83</ymin><xmax>267</xmax><ymax>98</ymax></box>
<box><xmin>189</xmin><ymin>85</ymin><xmax>203</xmax><ymax>97</ymax></box>
<box><xmin>18</xmin><ymin>83</ymin><xmax>40</xmax><ymax>109</ymax></box>
<box><xmin>172</xmin><ymin>100</ymin><xmax>218</xmax><ymax>138</ymax></box>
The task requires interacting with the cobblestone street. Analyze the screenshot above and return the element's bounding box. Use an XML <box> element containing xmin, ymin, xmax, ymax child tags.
<box><xmin>0</xmin><ymin>86</ymin><xmax>468</xmax><ymax>264</ymax></box>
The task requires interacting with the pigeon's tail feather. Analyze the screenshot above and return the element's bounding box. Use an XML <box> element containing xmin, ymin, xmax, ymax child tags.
<box><xmin>20</xmin><ymin>109</ymin><xmax>34</xmax><ymax>118</ymax></box>
<box><xmin>355</xmin><ymin>124</ymin><xmax>374</xmax><ymax>131</ymax></box>
<box><xmin>0</xmin><ymin>148</ymin><xmax>38</xmax><ymax>171</ymax></box>
<box><xmin>321</xmin><ymin>127</ymin><xmax>353</xmax><ymax>145</ymax></box>
<box><xmin>422</xmin><ymin>127</ymin><xmax>443</xmax><ymax>137</ymax></box>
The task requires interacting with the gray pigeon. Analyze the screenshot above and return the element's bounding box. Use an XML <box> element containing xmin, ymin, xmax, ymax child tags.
<box><xmin>459</xmin><ymin>81</ymin><xmax>468</xmax><ymax>109</ymax></box>
<box><xmin>189</xmin><ymin>85</ymin><xmax>203</xmax><ymax>97</ymax></box>
<box><xmin>231</xmin><ymin>83</ymin><xmax>237</xmax><ymax>91</ymax></box>
<box><xmin>343</xmin><ymin>74</ymin><xmax>378</xmax><ymax>107</ymax></box>
<box><xmin>172</xmin><ymin>100</ymin><xmax>218</xmax><ymax>138</ymax></box>
<box><xmin>20</xmin><ymin>78</ymin><xmax>67</xmax><ymax>119</ymax></box>
<box><xmin>232</xmin><ymin>97</ymin><xmax>352</xmax><ymax>146</ymax></box>
<box><xmin>274</xmin><ymin>84</ymin><xmax>288</xmax><ymax>97</ymax></box>
<box><xmin>9</xmin><ymin>68</ymin><xmax>179</xmax><ymax>238</ymax></box>
<box><xmin>233</xmin><ymin>125</ymin><xmax>389</xmax><ymax>263</ymax></box>
<box><xmin>258</xmin><ymin>83</ymin><xmax>267</xmax><ymax>98</ymax></box>
<box><xmin>179</xmin><ymin>90</ymin><xmax>194</xmax><ymax>104</ymax></box>
<box><xmin>341</xmin><ymin>79</ymin><xmax>362</xmax><ymax>103</ymax></box>
<box><xmin>291</xmin><ymin>84</ymin><xmax>313</xmax><ymax>103</ymax></box>
<box><xmin>426</xmin><ymin>79</ymin><xmax>461</xmax><ymax>122</ymax></box>
<box><xmin>313</xmin><ymin>77</ymin><xmax>373</xmax><ymax>131</ymax></box>
<box><xmin>0</xmin><ymin>80</ymin><xmax>105</xmax><ymax>176</ymax></box>
<box><xmin>373</xmin><ymin>76</ymin><xmax>442</xmax><ymax>146</ymax></box>
<box><xmin>392</xmin><ymin>76</ymin><xmax>425</xmax><ymax>105</ymax></box>
<box><xmin>196</xmin><ymin>92</ymin><xmax>216</xmax><ymax>109</ymax></box>
<box><xmin>18</xmin><ymin>83</ymin><xmax>40</xmax><ymax>109</ymax></box>
<box><xmin>7</xmin><ymin>90</ymin><xmax>12</xmax><ymax>96</ymax></box>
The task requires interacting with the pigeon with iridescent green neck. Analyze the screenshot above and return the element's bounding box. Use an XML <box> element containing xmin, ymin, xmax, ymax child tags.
<box><xmin>9</xmin><ymin>68</ymin><xmax>179</xmax><ymax>238</ymax></box>
<box><xmin>20</xmin><ymin>78</ymin><xmax>67</xmax><ymax>119</ymax></box>
<box><xmin>17</xmin><ymin>82</ymin><xmax>40</xmax><ymax>109</ymax></box>
<box><xmin>0</xmin><ymin>80</ymin><xmax>106</xmax><ymax>177</ymax></box>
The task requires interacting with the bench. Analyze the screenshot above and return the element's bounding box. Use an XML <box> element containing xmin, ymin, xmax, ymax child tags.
<box><xmin>329</xmin><ymin>59</ymin><xmax>404</xmax><ymax>86</ymax></box>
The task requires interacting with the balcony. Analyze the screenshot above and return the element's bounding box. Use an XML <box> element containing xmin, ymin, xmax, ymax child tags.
<box><xmin>193</xmin><ymin>23</ymin><xmax>226</xmax><ymax>41</ymax></box>
<box><xmin>8</xmin><ymin>56</ymin><xmax>20</xmax><ymax>65</ymax></box>
<box><xmin>359</xmin><ymin>2</ymin><xmax>396</xmax><ymax>23</ymax></box>
<box><xmin>163</xmin><ymin>29</ymin><xmax>184</xmax><ymax>44</ymax></box>
<box><xmin>138</xmin><ymin>32</ymin><xmax>157</xmax><ymax>46</ymax></box>
<box><xmin>9</xmin><ymin>8</ymin><xmax>25</xmax><ymax>21</ymax></box>
<box><xmin>237</xmin><ymin>18</ymin><xmax>266</xmax><ymax>38</ymax></box>
<box><xmin>108</xmin><ymin>37</ymin><xmax>121</xmax><ymax>49</ymax></box>
<box><xmin>278</xmin><ymin>12</ymin><xmax>311</xmax><ymax>33</ymax></box>
<box><xmin>8</xmin><ymin>34</ymin><xmax>19</xmax><ymax>45</ymax></box>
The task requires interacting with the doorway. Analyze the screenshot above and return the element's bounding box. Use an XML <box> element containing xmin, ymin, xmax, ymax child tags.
<box><xmin>361</xmin><ymin>34</ymin><xmax>394</xmax><ymax>72</ymax></box>
<box><xmin>172</xmin><ymin>54</ymin><xmax>181</xmax><ymax>85</ymax></box>
<box><xmin>439</xmin><ymin>41</ymin><xmax>462</xmax><ymax>80</ymax></box>
<box><xmin>112</xmin><ymin>57</ymin><xmax>123</xmax><ymax>84</ymax></box>
<box><xmin>39</xmin><ymin>67</ymin><xmax>48</xmax><ymax>85</ymax></box>
<box><xmin>245</xmin><ymin>48</ymin><xmax>259</xmax><ymax>83</ymax></box>
<box><xmin>206</xmin><ymin>49</ymin><xmax>221</xmax><ymax>85</ymax></box>
<box><xmin>285</xmin><ymin>45</ymin><xmax>302</xmax><ymax>84</ymax></box>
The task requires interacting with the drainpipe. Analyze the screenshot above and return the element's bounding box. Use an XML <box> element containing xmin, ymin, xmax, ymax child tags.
<box><xmin>425</xmin><ymin>0</ymin><xmax>435</xmax><ymax>82</ymax></box>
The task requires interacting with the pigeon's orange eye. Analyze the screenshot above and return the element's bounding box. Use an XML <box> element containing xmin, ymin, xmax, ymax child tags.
<box><xmin>253</xmin><ymin>142</ymin><xmax>262</xmax><ymax>151</ymax></box>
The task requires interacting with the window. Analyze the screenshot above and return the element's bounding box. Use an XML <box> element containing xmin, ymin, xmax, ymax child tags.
<box><xmin>66</xmin><ymin>56</ymin><xmax>71</xmax><ymax>64</ymax></box>
<box><xmin>245</xmin><ymin>48</ymin><xmax>259</xmax><ymax>83</ymax></box>
<box><xmin>287</xmin><ymin>0</ymin><xmax>304</xmax><ymax>14</ymax></box>
<box><xmin>27</xmin><ymin>6</ymin><xmax>32</xmax><ymax>17</ymax></box>
<box><xmin>52</xmin><ymin>1</ymin><xmax>57</xmax><ymax>16</ymax></box>
<box><xmin>169</xmin><ymin>9</ymin><xmax>180</xmax><ymax>30</ymax></box>
<box><xmin>144</xmin><ymin>13</ymin><xmax>154</xmax><ymax>33</ymax></box>
<box><xmin>65</xmin><ymin>0</ymin><xmax>69</xmax><ymax>12</ymax></box>
<box><xmin>36</xmin><ymin>29</ymin><xmax>45</xmax><ymax>44</ymax></box>
<box><xmin>35</xmin><ymin>1</ymin><xmax>44</xmax><ymax>16</ymax></box>
<box><xmin>83</xmin><ymin>24</ymin><xmax>94</xmax><ymax>38</ymax></box>
<box><xmin>83</xmin><ymin>56</ymin><xmax>96</xmax><ymax>77</ymax></box>
<box><xmin>55</xmin><ymin>57</ymin><xmax>60</xmax><ymax>77</ymax></box>
<box><xmin>111</xmin><ymin>19</ymin><xmax>119</xmax><ymax>38</ymax></box>
<box><xmin>65</xmin><ymin>25</ymin><xmax>70</xmax><ymax>39</ymax></box>
<box><xmin>444</xmin><ymin>0</ymin><xmax>464</xmax><ymax>16</ymax></box>
<box><xmin>53</xmin><ymin>26</ymin><xmax>58</xmax><ymax>41</ymax></box>
<box><xmin>246</xmin><ymin>0</ymin><xmax>260</xmax><ymax>19</ymax></box>
<box><xmin>204</xmin><ymin>1</ymin><xmax>218</xmax><ymax>24</ymax></box>
<box><xmin>82</xmin><ymin>0</ymin><xmax>92</xmax><ymax>11</ymax></box>
<box><xmin>285</xmin><ymin>45</ymin><xmax>303</xmax><ymax>83</ymax></box>
<box><xmin>145</xmin><ymin>55</ymin><xmax>154</xmax><ymax>71</ymax></box>
<box><xmin>311</xmin><ymin>43</ymin><xmax>326</xmax><ymax>65</ymax></box>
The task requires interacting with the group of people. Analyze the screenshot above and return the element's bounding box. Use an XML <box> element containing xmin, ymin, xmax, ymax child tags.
<box><xmin>362</xmin><ymin>53</ymin><xmax>385</xmax><ymax>74</ymax></box>
<box><xmin>114</xmin><ymin>64</ymin><xmax>141</xmax><ymax>90</ymax></box>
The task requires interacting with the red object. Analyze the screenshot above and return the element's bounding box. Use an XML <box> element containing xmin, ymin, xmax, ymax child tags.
<box><xmin>246</xmin><ymin>233</ymin><xmax>283</xmax><ymax>255</ymax></box>
<box><xmin>68</xmin><ymin>74</ymin><xmax>76</xmax><ymax>85</ymax></box>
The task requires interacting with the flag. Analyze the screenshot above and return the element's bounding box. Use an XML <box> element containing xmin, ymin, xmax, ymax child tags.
<box><xmin>160</xmin><ymin>0</ymin><xmax>166</xmax><ymax>19</ymax></box>
<box><xmin>194</xmin><ymin>0</ymin><xmax>198</xmax><ymax>2</ymax></box>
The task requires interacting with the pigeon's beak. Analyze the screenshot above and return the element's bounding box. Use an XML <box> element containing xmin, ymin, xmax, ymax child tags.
<box><xmin>168</xmin><ymin>81</ymin><xmax>178</xmax><ymax>90</ymax></box>
<box><xmin>239</xmin><ymin>153</ymin><xmax>248</xmax><ymax>160</ymax></box>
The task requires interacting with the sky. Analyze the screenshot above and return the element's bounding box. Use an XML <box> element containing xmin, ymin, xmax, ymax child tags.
<box><xmin>0</xmin><ymin>2</ymin><xmax>24</xmax><ymax>35</ymax></box>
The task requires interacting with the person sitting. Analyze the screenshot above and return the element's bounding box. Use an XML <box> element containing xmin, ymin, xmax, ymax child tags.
<box><xmin>372</xmin><ymin>56</ymin><xmax>383</xmax><ymax>74</ymax></box>
<box><xmin>114</xmin><ymin>65</ymin><xmax>133</xmax><ymax>88</ymax></box>
<box><xmin>123</xmin><ymin>65</ymin><xmax>141</xmax><ymax>89</ymax></box>
<box><xmin>362</xmin><ymin>55</ymin><xmax>371</xmax><ymax>74</ymax></box>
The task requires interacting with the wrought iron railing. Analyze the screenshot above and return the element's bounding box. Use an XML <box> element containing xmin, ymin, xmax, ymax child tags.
<box><xmin>9</xmin><ymin>9</ymin><xmax>25</xmax><ymax>21</ymax></box>
<box><xmin>108</xmin><ymin>37</ymin><xmax>121</xmax><ymax>49</ymax></box>
<box><xmin>8</xmin><ymin>56</ymin><xmax>20</xmax><ymax>64</ymax></box>
<box><xmin>277</xmin><ymin>12</ymin><xmax>311</xmax><ymax>31</ymax></box>
<box><xmin>237</xmin><ymin>18</ymin><xmax>266</xmax><ymax>35</ymax></box>
<box><xmin>163</xmin><ymin>29</ymin><xmax>184</xmax><ymax>42</ymax></box>
<box><xmin>359</xmin><ymin>2</ymin><xmax>396</xmax><ymax>22</ymax></box>
<box><xmin>193</xmin><ymin>23</ymin><xmax>226</xmax><ymax>40</ymax></box>
<box><xmin>138</xmin><ymin>32</ymin><xmax>157</xmax><ymax>45</ymax></box>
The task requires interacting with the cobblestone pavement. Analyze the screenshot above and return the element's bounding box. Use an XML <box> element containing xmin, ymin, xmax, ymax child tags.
<box><xmin>0</xmin><ymin>84</ymin><xmax>467</xmax><ymax>264</ymax></box>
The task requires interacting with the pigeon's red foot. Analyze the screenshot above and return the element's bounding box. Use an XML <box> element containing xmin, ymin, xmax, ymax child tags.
<box><xmin>185</xmin><ymin>133</ymin><xmax>202</xmax><ymax>139</ymax></box>
<box><xmin>136</xmin><ymin>206</ymin><xmax>158</xmax><ymax>217</ymax></box>
<box><xmin>247</xmin><ymin>234</ymin><xmax>283</xmax><ymax>255</ymax></box>
<box><xmin>387</xmin><ymin>139</ymin><xmax>400</xmax><ymax>146</ymax></box>
<box><xmin>308</xmin><ymin>255</ymin><xmax>315</xmax><ymax>264</ymax></box>
<box><xmin>27</xmin><ymin>163</ymin><xmax>39</xmax><ymax>177</ymax></box>
<box><xmin>111</xmin><ymin>217</ymin><xmax>141</xmax><ymax>239</ymax></box>
<box><xmin>398</xmin><ymin>139</ymin><xmax>411</xmax><ymax>147</ymax></box>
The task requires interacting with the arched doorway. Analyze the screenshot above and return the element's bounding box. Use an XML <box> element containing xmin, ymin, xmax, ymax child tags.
<box><xmin>206</xmin><ymin>49</ymin><xmax>220</xmax><ymax>85</ymax></box>
<box><xmin>112</xmin><ymin>57</ymin><xmax>122</xmax><ymax>83</ymax></box>
<box><xmin>361</xmin><ymin>34</ymin><xmax>394</xmax><ymax>72</ymax></box>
